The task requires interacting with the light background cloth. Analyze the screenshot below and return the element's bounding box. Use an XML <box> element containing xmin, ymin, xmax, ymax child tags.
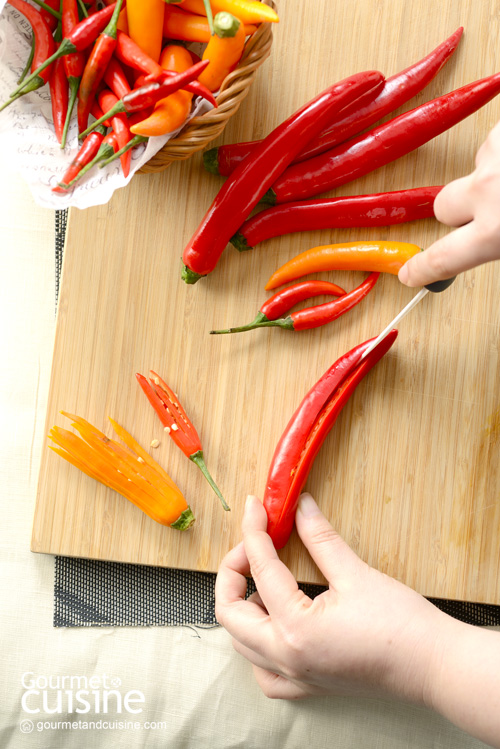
<box><xmin>0</xmin><ymin>166</ymin><xmax>495</xmax><ymax>748</ymax></box>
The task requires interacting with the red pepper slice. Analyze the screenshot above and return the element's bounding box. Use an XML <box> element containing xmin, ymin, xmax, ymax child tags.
<box><xmin>211</xmin><ymin>273</ymin><xmax>379</xmax><ymax>333</ymax></box>
<box><xmin>203</xmin><ymin>27</ymin><xmax>464</xmax><ymax>177</ymax></box>
<box><xmin>264</xmin><ymin>72</ymin><xmax>500</xmax><ymax>205</ymax></box>
<box><xmin>136</xmin><ymin>372</ymin><xmax>229</xmax><ymax>511</ymax></box>
<box><xmin>230</xmin><ymin>186</ymin><xmax>442</xmax><ymax>251</ymax></box>
<box><xmin>264</xmin><ymin>330</ymin><xmax>398</xmax><ymax>549</ymax></box>
<box><xmin>181</xmin><ymin>70</ymin><xmax>385</xmax><ymax>284</ymax></box>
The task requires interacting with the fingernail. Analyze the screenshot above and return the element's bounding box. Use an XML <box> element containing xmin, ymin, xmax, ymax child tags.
<box><xmin>398</xmin><ymin>265</ymin><xmax>409</xmax><ymax>284</ymax></box>
<box><xmin>297</xmin><ymin>493</ymin><xmax>320</xmax><ymax>518</ymax></box>
<box><xmin>245</xmin><ymin>495</ymin><xmax>257</xmax><ymax>514</ymax></box>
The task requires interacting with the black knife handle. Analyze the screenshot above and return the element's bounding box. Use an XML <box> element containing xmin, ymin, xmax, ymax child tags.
<box><xmin>425</xmin><ymin>276</ymin><xmax>456</xmax><ymax>293</ymax></box>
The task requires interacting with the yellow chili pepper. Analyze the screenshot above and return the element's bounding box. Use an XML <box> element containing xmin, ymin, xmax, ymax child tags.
<box><xmin>49</xmin><ymin>411</ymin><xmax>195</xmax><ymax>530</ymax></box>
<box><xmin>127</xmin><ymin>0</ymin><xmax>165</xmax><ymax>62</ymax></box>
<box><xmin>198</xmin><ymin>12</ymin><xmax>246</xmax><ymax>92</ymax></box>
<box><xmin>174</xmin><ymin>0</ymin><xmax>279</xmax><ymax>25</ymax></box>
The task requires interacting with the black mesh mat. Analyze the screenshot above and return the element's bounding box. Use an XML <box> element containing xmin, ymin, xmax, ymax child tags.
<box><xmin>52</xmin><ymin>209</ymin><xmax>500</xmax><ymax>628</ymax></box>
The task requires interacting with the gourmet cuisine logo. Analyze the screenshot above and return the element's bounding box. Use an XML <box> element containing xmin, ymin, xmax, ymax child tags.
<box><xmin>21</xmin><ymin>672</ymin><xmax>145</xmax><ymax>715</ymax></box>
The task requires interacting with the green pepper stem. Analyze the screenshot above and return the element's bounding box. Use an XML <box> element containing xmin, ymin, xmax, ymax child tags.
<box><xmin>79</xmin><ymin>100</ymin><xmax>126</xmax><ymax>138</ymax></box>
<box><xmin>190</xmin><ymin>450</ymin><xmax>230</xmax><ymax>511</ymax></box>
<box><xmin>210</xmin><ymin>313</ymin><xmax>293</xmax><ymax>334</ymax></box>
<box><xmin>7</xmin><ymin>37</ymin><xmax>75</xmax><ymax>101</ymax></box>
<box><xmin>230</xmin><ymin>231</ymin><xmax>251</xmax><ymax>251</ymax></box>
<box><xmin>0</xmin><ymin>76</ymin><xmax>44</xmax><ymax>112</ymax></box>
<box><xmin>30</xmin><ymin>0</ymin><xmax>62</xmax><ymax>20</ymax></box>
<box><xmin>104</xmin><ymin>0</ymin><xmax>124</xmax><ymax>39</ymax></box>
<box><xmin>181</xmin><ymin>265</ymin><xmax>204</xmax><ymax>284</ymax></box>
<box><xmin>98</xmin><ymin>135</ymin><xmax>148</xmax><ymax>168</ymax></box>
<box><xmin>18</xmin><ymin>37</ymin><xmax>35</xmax><ymax>85</ymax></box>
<box><xmin>61</xmin><ymin>76</ymin><xmax>80</xmax><ymax>150</ymax></box>
<box><xmin>213</xmin><ymin>11</ymin><xmax>240</xmax><ymax>38</ymax></box>
<box><xmin>170</xmin><ymin>506</ymin><xmax>196</xmax><ymax>530</ymax></box>
<box><xmin>203</xmin><ymin>0</ymin><xmax>215</xmax><ymax>35</ymax></box>
<box><xmin>77</xmin><ymin>0</ymin><xmax>89</xmax><ymax>17</ymax></box>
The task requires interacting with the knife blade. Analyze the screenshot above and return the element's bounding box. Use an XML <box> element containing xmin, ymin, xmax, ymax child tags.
<box><xmin>360</xmin><ymin>276</ymin><xmax>456</xmax><ymax>360</ymax></box>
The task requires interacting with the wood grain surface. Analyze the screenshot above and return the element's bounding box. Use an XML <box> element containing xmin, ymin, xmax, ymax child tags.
<box><xmin>32</xmin><ymin>0</ymin><xmax>500</xmax><ymax>603</ymax></box>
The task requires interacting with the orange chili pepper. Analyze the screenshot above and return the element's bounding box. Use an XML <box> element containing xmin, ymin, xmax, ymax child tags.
<box><xmin>198</xmin><ymin>12</ymin><xmax>247</xmax><ymax>92</ymax></box>
<box><xmin>265</xmin><ymin>241</ymin><xmax>422</xmax><ymax>290</ymax></box>
<box><xmin>130</xmin><ymin>44</ymin><xmax>194</xmax><ymax>137</ymax></box>
<box><xmin>173</xmin><ymin>0</ymin><xmax>279</xmax><ymax>25</ymax></box>
<box><xmin>48</xmin><ymin>412</ymin><xmax>195</xmax><ymax>530</ymax></box>
<box><xmin>162</xmin><ymin>5</ymin><xmax>255</xmax><ymax>43</ymax></box>
<box><xmin>127</xmin><ymin>0</ymin><xmax>164</xmax><ymax>62</ymax></box>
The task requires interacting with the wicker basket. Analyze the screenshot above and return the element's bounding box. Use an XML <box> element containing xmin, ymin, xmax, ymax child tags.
<box><xmin>140</xmin><ymin>0</ymin><xmax>276</xmax><ymax>173</ymax></box>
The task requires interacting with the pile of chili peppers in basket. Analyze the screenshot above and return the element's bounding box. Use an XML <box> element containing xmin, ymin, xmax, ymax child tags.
<box><xmin>1</xmin><ymin>0</ymin><xmax>279</xmax><ymax>192</ymax></box>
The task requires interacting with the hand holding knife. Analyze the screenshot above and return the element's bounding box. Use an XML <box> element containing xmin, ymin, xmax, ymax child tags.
<box><xmin>361</xmin><ymin>275</ymin><xmax>456</xmax><ymax>360</ymax></box>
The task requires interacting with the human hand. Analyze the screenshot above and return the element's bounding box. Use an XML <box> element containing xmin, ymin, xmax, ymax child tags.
<box><xmin>398</xmin><ymin>120</ymin><xmax>500</xmax><ymax>287</ymax></box>
<box><xmin>215</xmin><ymin>493</ymin><xmax>451</xmax><ymax>702</ymax></box>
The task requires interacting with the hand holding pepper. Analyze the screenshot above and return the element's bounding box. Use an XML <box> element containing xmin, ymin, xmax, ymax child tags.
<box><xmin>399</xmin><ymin>119</ymin><xmax>500</xmax><ymax>288</ymax></box>
<box><xmin>215</xmin><ymin>494</ymin><xmax>500</xmax><ymax>748</ymax></box>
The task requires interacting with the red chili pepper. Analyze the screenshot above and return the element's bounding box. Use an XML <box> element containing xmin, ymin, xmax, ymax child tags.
<box><xmin>1</xmin><ymin>0</ymin><xmax>56</xmax><ymax>111</ymax></box>
<box><xmin>210</xmin><ymin>280</ymin><xmax>347</xmax><ymax>334</ymax></box>
<box><xmin>103</xmin><ymin>56</ymin><xmax>132</xmax><ymax>99</ymax></box>
<box><xmin>97</xmin><ymin>88</ymin><xmax>132</xmax><ymax>176</ymax></box>
<box><xmin>264</xmin><ymin>329</ymin><xmax>398</xmax><ymax>549</ymax></box>
<box><xmin>52</xmin><ymin>124</ymin><xmax>106</xmax><ymax>192</ymax></box>
<box><xmin>6</xmin><ymin>2</ymin><xmax>118</xmax><ymax>102</ymax></box>
<box><xmin>181</xmin><ymin>70</ymin><xmax>385</xmax><ymax>284</ymax></box>
<box><xmin>61</xmin><ymin>0</ymin><xmax>87</xmax><ymax>147</ymax></box>
<box><xmin>114</xmin><ymin>29</ymin><xmax>164</xmax><ymax>78</ymax></box>
<box><xmin>211</xmin><ymin>274</ymin><xmax>379</xmax><ymax>333</ymax></box>
<box><xmin>151</xmin><ymin>69</ymin><xmax>218</xmax><ymax>108</ymax></box>
<box><xmin>203</xmin><ymin>28</ymin><xmax>464</xmax><ymax>177</ymax></box>
<box><xmin>230</xmin><ymin>186</ymin><xmax>443</xmax><ymax>251</ymax></box>
<box><xmin>49</xmin><ymin>52</ymin><xmax>69</xmax><ymax>145</ymax></box>
<box><xmin>264</xmin><ymin>72</ymin><xmax>500</xmax><ymax>205</ymax></box>
<box><xmin>77</xmin><ymin>0</ymin><xmax>124</xmax><ymax>134</ymax></box>
<box><xmin>136</xmin><ymin>371</ymin><xmax>229</xmax><ymax>511</ymax></box>
<box><xmin>58</xmin><ymin>131</ymin><xmax>118</xmax><ymax>190</ymax></box>
<box><xmin>79</xmin><ymin>58</ymin><xmax>209</xmax><ymax>136</ymax></box>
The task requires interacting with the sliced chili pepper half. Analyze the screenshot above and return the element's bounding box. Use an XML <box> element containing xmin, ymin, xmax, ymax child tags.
<box><xmin>136</xmin><ymin>371</ymin><xmax>229</xmax><ymax>511</ymax></box>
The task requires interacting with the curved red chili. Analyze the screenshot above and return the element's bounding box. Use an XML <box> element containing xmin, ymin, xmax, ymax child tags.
<box><xmin>203</xmin><ymin>28</ymin><xmax>464</xmax><ymax>177</ymax></box>
<box><xmin>49</xmin><ymin>53</ymin><xmax>69</xmax><ymax>145</ymax></box>
<box><xmin>264</xmin><ymin>72</ymin><xmax>500</xmax><ymax>205</ymax></box>
<box><xmin>58</xmin><ymin>131</ymin><xmax>118</xmax><ymax>190</ymax></box>
<box><xmin>210</xmin><ymin>280</ymin><xmax>347</xmax><ymax>335</ymax></box>
<box><xmin>98</xmin><ymin>88</ymin><xmax>132</xmax><ymax>177</ymax></box>
<box><xmin>77</xmin><ymin>0</ymin><xmax>124</xmax><ymax>134</ymax></box>
<box><xmin>103</xmin><ymin>57</ymin><xmax>132</xmax><ymax>99</ymax></box>
<box><xmin>264</xmin><ymin>330</ymin><xmax>398</xmax><ymax>549</ymax></box>
<box><xmin>79</xmin><ymin>59</ymin><xmax>210</xmax><ymax>137</ymax></box>
<box><xmin>230</xmin><ymin>186</ymin><xmax>442</xmax><ymax>251</ymax></box>
<box><xmin>210</xmin><ymin>274</ymin><xmax>379</xmax><ymax>333</ymax></box>
<box><xmin>181</xmin><ymin>70</ymin><xmax>385</xmax><ymax>284</ymax></box>
<box><xmin>53</xmin><ymin>125</ymin><xmax>107</xmax><ymax>193</ymax></box>
<box><xmin>1</xmin><ymin>0</ymin><xmax>56</xmax><ymax>111</ymax></box>
<box><xmin>115</xmin><ymin>30</ymin><xmax>164</xmax><ymax>78</ymax></box>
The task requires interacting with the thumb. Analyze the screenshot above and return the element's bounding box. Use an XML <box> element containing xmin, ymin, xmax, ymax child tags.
<box><xmin>295</xmin><ymin>493</ymin><xmax>365</xmax><ymax>586</ymax></box>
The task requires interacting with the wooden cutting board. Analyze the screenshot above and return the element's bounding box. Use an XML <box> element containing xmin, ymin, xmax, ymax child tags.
<box><xmin>32</xmin><ymin>0</ymin><xmax>500</xmax><ymax>603</ymax></box>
